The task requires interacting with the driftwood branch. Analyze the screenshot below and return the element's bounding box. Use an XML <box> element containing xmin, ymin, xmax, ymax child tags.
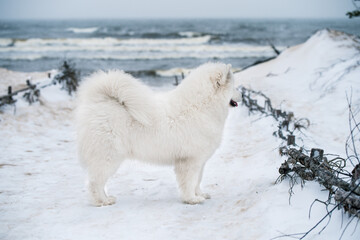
<box><xmin>270</xmin><ymin>43</ymin><xmax>281</xmax><ymax>55</ymax></box>
<box><xmin>0</xmin><ymin>60</ymin><xmax>81</xmax><ymax>109</ymax></box>
<box><xmin>241</xmin><ymin>57</ymin><xmax>276</xmax><ymax>71</ymax></box>
<box><xmin>279</xmin><ymin>148</ymin><xmax>360</xmax><ymax>196</ymax></box>
<box><xmin>238</xmin><ymin>86</ymin><xmax>309</xmax><ymax>146</ymax></box>
<box><xmin>335</xmin><ymin>189</ymin><xmax>360</xmax><ymax>217</ymax></box>
<box><xmin>237</xmin><ymin>86</ymin><xmax>360</xmax><ymax>238</ymax></box>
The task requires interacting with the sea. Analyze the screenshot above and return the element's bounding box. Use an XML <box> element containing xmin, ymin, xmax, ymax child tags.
<box><xmin>0</xmin><ymin>19</ymin><xmax>359</xmax><ymax>86</ymax></box>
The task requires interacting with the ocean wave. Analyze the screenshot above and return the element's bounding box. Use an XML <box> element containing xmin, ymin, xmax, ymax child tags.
<box><xmin>120</xmin><ymin>35</ymin><xmax>211</xmax><ymax>45</ymax></box>
<box><xmin>1</xmin><ymin>54</ymin><xmax>45</xmax><ymax>61</ymax></box>
<box><xmin>126</xmin><ymin>68</ymin><xmax>191</xmax><ymax>78</ymax></box>
<box><xmin>143</xmin><ymin>66</ymin><xmax>242</xmax><ymax>78</ymax></box>
<box><xmin>0</xmin><ymin>38</ymin><xmax>14</xmax><ymax>47</ymax></box>
<box><xmin>135</xmin><ymin>31</ymin><xmax>210</xmax><ymax>40</ymax></box>
<box><xmin>10</xmin><ymin>37</ymin><xmax>120</xmax><ymax>47</ymax></box>
<box><xmin>0</xmin><ymin>36</ymin><xmax>212</xmax><ymax>47</ymax></box>
<box><xmin>178</xmin><ymin>32</ymin><xmax>202</xmax><ymax>38</ymax></box>
<box><xmin>0</xmin><ymin>42</ymin><xmax>283</xmax><ymax>53</ymax></box>
<box><xmin>0</xmin><ymin>50</ymin><xmax>277</xmax><ymax>61</ymax></box>
<box><xmin>140</xmin><ymin>32</ymin><xmax>178</xmax><ymax>39</ymax></box>
<box><xmin>155</xmin><ymin>66</ymin><xmax>242</xmax><ymax>77</ymax></box>
<box><xmin>0</xmin><ymin>36</ymin><xmax>285</xmax><ymax>61</ymax></box>
<box><xmin>156</xmin><ymin>68</ymin><xmax>192</xmax><ymax>77</ymax></box>
<box><xmin>86</xmin><ymin>51</ymin><xmax>271</xmax><ymax>59</ymax></box>
<box><xmin>66</xmin><ymin>27</ymin><xmax>99</xmax><ymax>34</ymax></box>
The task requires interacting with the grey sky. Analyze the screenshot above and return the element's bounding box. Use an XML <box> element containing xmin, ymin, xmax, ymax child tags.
<box><xmin>0</xmin><ymin>0</ymin><xmax>356</xmax><ymax>19</ymax></box>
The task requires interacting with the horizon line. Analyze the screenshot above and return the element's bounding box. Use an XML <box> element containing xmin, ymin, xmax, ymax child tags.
<box><xmin>0</xmin><ymin>16</ymin><xmax>355</xmax><ymax>21</ymax></box>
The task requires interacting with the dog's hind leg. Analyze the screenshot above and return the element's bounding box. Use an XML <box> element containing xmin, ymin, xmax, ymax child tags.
<box><xmin>84</xmin><ymin>143</ymin><xmax>124</xmax><ymax>207</ymax></box>
<box><xmin>87</xmin><ymin>164</ymin><xmax>118</xmax><ymax>207</ymax></box>
<box><xmin>174</xmin><ymin>158</ymin><xmax>206</xmax><ymax>204</ymax></box>
<box><xmin>88</xmin><ymin>177</ymin><xmax>116</xmax><ymax>207</ymax></box>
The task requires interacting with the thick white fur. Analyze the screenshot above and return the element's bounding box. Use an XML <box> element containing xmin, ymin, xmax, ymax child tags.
<box><xmin>77</xmin><ymin>62</ymin><xmax>237</xmax><ymax>206</ymax></box>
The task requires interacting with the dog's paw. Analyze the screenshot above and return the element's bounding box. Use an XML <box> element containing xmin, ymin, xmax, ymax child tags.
<box><xmin>93</xmin><ymin>196</ymin><xmax>117</xmax><ymax>207</ymax></box>
<box><xmin>104</xmin><ymin>196</ymin><xmax>117</xmax><ymax>205</ymax></box>
<box><xmin>196</xmin><ymin>190</ymin><xmax>211</xmax><ymax>199</ymax></box>
<box><xmin>200</xmin><ymin>192</ymin><xmax>211</xmax><ymax>199</ymax></box>
<box><xmin>182</xmin><ymin>196</ymin><xmax>205</xmax><ymax>205</ymax></box>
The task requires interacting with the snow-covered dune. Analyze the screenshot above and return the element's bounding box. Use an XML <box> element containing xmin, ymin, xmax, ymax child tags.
<box><xmin>236</xmin><ymin>29</ymin><xmax>360</xmax><ymax>155</ymax></box>
<box><xmin>0</xmin><ymin>29</ymin><xmax>359</xmax><ymax>240</ymax></box>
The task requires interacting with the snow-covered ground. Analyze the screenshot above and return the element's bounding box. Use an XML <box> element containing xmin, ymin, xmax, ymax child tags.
<box><xmin>1</xmin><ymin>29</ymin><xmax>360</xmax><ymax>240</ymax></box>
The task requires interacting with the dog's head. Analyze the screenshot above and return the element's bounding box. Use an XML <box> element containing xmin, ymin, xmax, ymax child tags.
<box><xmin>210</xmin><ymin>63</ymin><xmax>239</xmax><ymax>107</ymax></box>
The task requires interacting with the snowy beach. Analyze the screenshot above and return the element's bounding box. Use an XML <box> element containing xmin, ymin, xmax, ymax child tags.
<box><xmin>1</xmin><ymin>28</ymin><xmax>360</xmax><ymax>240</ymax></box>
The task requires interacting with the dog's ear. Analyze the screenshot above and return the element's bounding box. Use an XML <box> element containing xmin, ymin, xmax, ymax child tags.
<box><xmin>226</xmin><ymin>64</ymin><xmax>232</xmax><ymax>80</ymax></box>
<box><xmin>215</xmin><ymin>64</ymin><xmax>232</xmax><ymax>87</ymax></box>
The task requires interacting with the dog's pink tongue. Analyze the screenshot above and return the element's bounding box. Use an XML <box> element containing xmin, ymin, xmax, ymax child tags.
<box><xmin>230</xmin><ymin>99</ymin><xmax>238</xmax><ymax>107</ymax></box>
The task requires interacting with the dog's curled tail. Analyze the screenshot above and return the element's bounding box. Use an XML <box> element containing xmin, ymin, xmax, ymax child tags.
<box><xmin>79</xmin><ymin>70</ymin><xmax>156</xmax><ymax>126</ymax></box>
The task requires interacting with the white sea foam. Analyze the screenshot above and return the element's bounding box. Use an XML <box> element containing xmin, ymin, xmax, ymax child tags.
<box><xmin>1</xmin><ymin>36</ymin><xmax>211</xmax><ymax>47</ymax></box>
<box><xmin>179</xmin><ymin>31</ymin><xmax>202</xmax><ymax>38</ymax></box>
<box><xmin>0</xmin><ymin>36</ymin><xmax>284</xmax><ymax>61</ymax></box>
<box><xmin>0</xmin><ymin>39</ymin><xmax>283</xmax><ymax>53</ymax></box>
<box><xmin>0</xmin><ymin>52</ymin><xmax>279</xmax><ymax>62</ymax></box>
<box><xmin>2</xmin><ymin>54</ymin><xmax>44</xmax><ymax>60</ymax></box>
<box><xmin>0</xmin><ymin>38</ymin><xmax>14</xmax><ymax>47</ymax></box>
<box><xmin>11</xmin><ymin>37</ymin><xmax>120</xmax><ymax>47</ymax></box>
<box><xmin>0</xmin><ymin>36</ymin><xmax>211</xmax><ymax>50</ymax></box>
<box><xmin>0</xmin><ymin>48</ymin><xmax>277</xmax><ymax>60</ymax></box>
<box><xmin>66</xmin><ymin>27</ymin><xmax>98</xmax><ymax>34</ymax></box>
<box><xmin>120</xmin><ymin>35</ymin><xmax>211</xmax><ymax>45</ymax></box>
<box><xmin>156</xmin><ymin>68</ymin><xmax>192</xmax><ymax>77</ymax></box>
<box><xmin>156</xmin><ymin>66</ymin><xmax>242</xmax><ymax>77</ymax></box>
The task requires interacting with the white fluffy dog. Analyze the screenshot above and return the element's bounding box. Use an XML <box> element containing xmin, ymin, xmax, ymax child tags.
<box><xmin>76</xmin><ymin>62</ymin><xmax>239</xmax><ymax>206</ymax></box>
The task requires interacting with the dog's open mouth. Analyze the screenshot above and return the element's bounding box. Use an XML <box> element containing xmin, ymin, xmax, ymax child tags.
<box><xmin>229</xmin><ymin>99</ymin><xmax>238</xmax><ymax>107</ymax></box>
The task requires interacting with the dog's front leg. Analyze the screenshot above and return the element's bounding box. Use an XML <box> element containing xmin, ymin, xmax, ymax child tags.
<box><xmin>174</xmin><ymin>158</ymin><xmax>206</xmax><ymax>204</ymax></box>
<box><xmin>195</xmin><ymin>162</ymin><xmax>211</xmax><ymax>200</ymax></box>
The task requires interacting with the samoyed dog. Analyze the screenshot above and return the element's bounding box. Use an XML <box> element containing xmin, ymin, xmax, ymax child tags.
<box><xmin>77</xmin><ymin>62</ymin><xmax>239</xmax><ymax>206</ymax></box>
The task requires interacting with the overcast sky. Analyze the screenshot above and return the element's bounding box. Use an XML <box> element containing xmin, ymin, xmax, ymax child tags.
<box><xmin>0</xmin><ymin>0</ymin><xmax>356</xmax><ymax>20</ymax></box>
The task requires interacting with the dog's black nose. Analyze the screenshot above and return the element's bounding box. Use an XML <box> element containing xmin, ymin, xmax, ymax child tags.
<box><xmin>230</xmin><ymin>99</ymin><xmax>238</xmax><ymax>107</ymax></box>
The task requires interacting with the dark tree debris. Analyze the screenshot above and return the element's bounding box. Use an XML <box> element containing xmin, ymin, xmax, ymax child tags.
<box><xmin>238</xmin><ymin>85</ymin><xmax>360</xmax><ymax>239</ymax></box>
<box><xmin>0</xmin><ymin>61</ymin><xmax>81</xmax><ymax>109</ymax></box>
